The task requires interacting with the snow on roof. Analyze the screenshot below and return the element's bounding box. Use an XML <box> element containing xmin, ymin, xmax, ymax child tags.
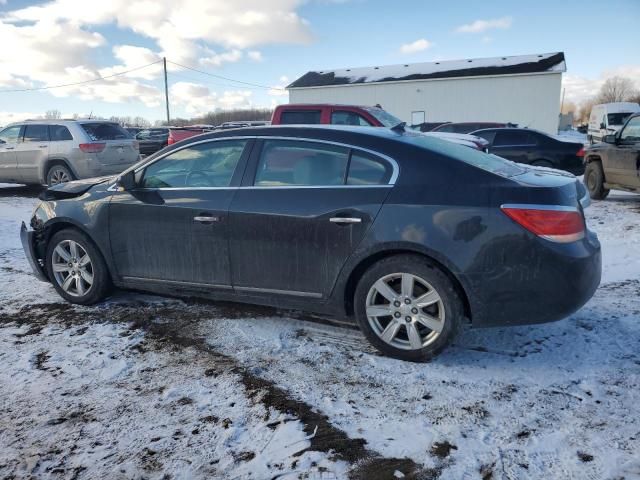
<box><xmin>288</xmin><ymin>52</ymin><xmax>566</xmax><ymax>89</ymax></box>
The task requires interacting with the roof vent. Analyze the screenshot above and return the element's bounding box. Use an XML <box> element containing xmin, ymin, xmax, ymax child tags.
<box><xmin>435</xmin><ymin>62</ymin><xmax>440</xmax><ymax>65</ymax></box>
<box><xmin>404</xmin><ymin>64</ymin><xmax>409</xmax><ymax>67</ymax></box>
<box><xmin>374</xmin><ymin>67</ymin><xmax>379</xmax><ymax>70</ymax></box>
<box><xmin>467</xmin><ymin>60</ymin><xmax>472</xmax><ymax>62</ymax></box>
<box><xmin>346</xmin><ymin>69</ymin><xmax>351</xmax><ymax>72</ymax></box>
<box><xmin>538</xmin><ymin>55</ymin><xmax>543</xmax><ymax>57</ymax></box>
<box><xmin>502</xmin><ymin>57</ymin><xmax>507</xmax><ymax>60</ymax></box>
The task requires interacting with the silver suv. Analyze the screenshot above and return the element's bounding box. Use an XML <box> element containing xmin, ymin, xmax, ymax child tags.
<box><xmin>0</xmin><ymin>119</ymin><xmax>140</xmax><ymax>186</ymax></box>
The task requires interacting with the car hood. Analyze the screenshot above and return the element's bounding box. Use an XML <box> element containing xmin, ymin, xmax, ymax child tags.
<box><xmin>39</xmin><ymin>175</ymin><xmax>115</xmax><ymax>200</ymax></box>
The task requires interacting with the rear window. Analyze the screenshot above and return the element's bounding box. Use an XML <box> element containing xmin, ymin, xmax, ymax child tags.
<box><xmin>493</xmin><ymin>131</ymin><xmax>536</xmax><ymax>146</ymax></box>
<box><xmin>404</xmin><ymin>132</ymin><xmax>526</xmax><ymax>178</ymax></box>
<box><xmin>81</xmin><ymin>122</ymin><xmax>130</xmax><ymax>141</ymax></box>
<box><xmin>279</xmin><ymin>110</ymin><xmax>322</xmax><ymax>125</ymax></box>
<box><xmin>49</xmin><ymin>125</ymin><xmax>73</xmax><ymax>141</ymax></box>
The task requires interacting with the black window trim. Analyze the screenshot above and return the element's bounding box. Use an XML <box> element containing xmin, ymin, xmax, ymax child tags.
<box><xmin>111</xmin><ymin>136</ymin><xmax>399</xmax><ymax>191</ymax></box>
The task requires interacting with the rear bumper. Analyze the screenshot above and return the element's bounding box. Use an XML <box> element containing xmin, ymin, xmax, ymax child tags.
<box><xmin>465</xmin><ymin>230</ymin><xmax>601</xmax><ymax>327</ymax></box>
<box><xmin>20</xmin><ymin>221</ymin><xmax>48</xmax><ymax>282</ymax></box>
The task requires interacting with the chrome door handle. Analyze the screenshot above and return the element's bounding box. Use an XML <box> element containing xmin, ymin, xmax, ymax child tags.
<box><xmin>194</xmin><ymin>216</ymin><xmax>219</xmax><ymax>223</ymax></box>
<box><xmin>329</xmin><ymin>217</ymin><xmax>362</xmax><ymax>224</ymax></box>
<box><xmin>38</xmin><ymin>145</ymin><xmax>47</xmax><ymax>148</ymax></box>
<box><xmin>4</xmin><ymin>147</ymin><xmax>14</xmax><ymax>150</ymax></box>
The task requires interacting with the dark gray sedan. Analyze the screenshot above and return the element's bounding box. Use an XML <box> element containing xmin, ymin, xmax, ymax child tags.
<box><xmin>21</xmin><ymin>125</ymin><xmax>601</xmax><ymax>361</ymax></box>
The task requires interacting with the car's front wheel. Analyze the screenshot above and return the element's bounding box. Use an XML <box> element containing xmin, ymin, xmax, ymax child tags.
<box><xmin>354</xmin><ymin>255</ymin><xmax>463</xmax><ymax>362</ymax></box>
<box><xmin>45</xmin><ymin>229</ymin><xmax>111</xmax><ymax>305</ymax></box>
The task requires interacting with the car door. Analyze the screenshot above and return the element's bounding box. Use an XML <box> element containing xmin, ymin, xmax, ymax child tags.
<box><xmin>15</xmin><ymin>124</ymin><xmax>50</xmax><ymax>183</ymax></box>
<box><xmin>108</xmin><ymin>138</ymin><xmax>252</xmax><ymax>287</ymax></box>
<box><xmin>489</xmin><ymin>130</ymin><xmax>537</xmax><ymax>164</ymax></box>
<box><xmin>0</xmin><ymin>125</ymin><xmax>22</xmax><ymax>182</ymax></box>
<box><xmin>615</xmin><ymin>116</ymin><xmax>640</xmax><ymax>187</ymax></box>
<box><xmin>228</xmin><ymin>138</ymin><xmax>395</xmax><ymax>299</ymax></box>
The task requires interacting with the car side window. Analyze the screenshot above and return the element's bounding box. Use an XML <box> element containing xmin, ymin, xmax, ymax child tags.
<box><xmin>0</xmin><ymin>125</ymin><xmax>22</xmax><ymax>143</ymax></box>
<box><xmin>255</xmin><ymin>140</ymin><xmax>349</xmax><ymax>187</ymax></box>
<box><xmin>347</xmin><ymin>151</ymin><xmax>393</xmax><ymax>185</ymax></box>
<box><xmin>279</xmin><ymin>110</ymin><xmax>321</xmax><ymax>124</ymax></box>
<box><xmin>141</xmin><ymin>140</ymin><xmax>247</xmax><ymax>189</ymax></box>
<box><xmin>620</xmin><ymin>117</ymin><xmax>640</xmax><ymax>143</ymax></box>
<box><xmin>436</xmin><ymin>124</ymin><xmax>454</xmax><ymax>133</ymax></box>
<box><xmin>473</xmin><ymin>131</ymin><xmax>496</xmax><ymax>144</ymax></box>
<box><xmin>493</xmin><ymin>131</ymin><xmax>535</xmax><ymax>146</ymax></box>
<box><xmin>331</xmin><ymin>111</ymin><xmax>372</xmax><ymax>126</ymax></box>
<box><xmin>23</xmin><ymin>125</ymin><xmax>49</xmax><ymax>142</ymax></box>
<box><xmin>49</xmin><ymin>125</ymin><xmax>73</xmax><ymax>141</ymax></box>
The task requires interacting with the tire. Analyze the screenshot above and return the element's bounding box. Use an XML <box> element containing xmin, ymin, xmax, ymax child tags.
<box><xmin>46</xmin><ymin>163</ymin><xmax>74</xmax><ymax>186</ymax></box>
<box><xmin>354</xmin><ymin>254</ymin><xmax>464</xmax><ymax>362</ymax></box>
<box><xmin>45</xmin><ymin>228</ymin><xmax>111</xmax><ymax>305</ymax></box>
<box><xmin>584</xmin><ymin>161</ymin><xmax>609</xmax><ymax>200</ymax></box>
<box><xmin>531</xmin><ymin>159</ymin><xmax>554</xmax><ymax>169</ymax></box>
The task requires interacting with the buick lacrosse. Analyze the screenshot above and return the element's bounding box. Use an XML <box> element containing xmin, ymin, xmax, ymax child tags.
<box><xmin>21</xmin><ymin>125</ymin><xmax>601</xmax><ymax>361</ymax></box>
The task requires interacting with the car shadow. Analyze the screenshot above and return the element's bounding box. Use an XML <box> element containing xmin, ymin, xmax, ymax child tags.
<box><xmin>0</xmin><ymin>184</ymin><xmax>45</xmax><ymax>198</ymax></box>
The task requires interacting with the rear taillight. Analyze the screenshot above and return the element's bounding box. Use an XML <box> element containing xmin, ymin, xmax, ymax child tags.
<box><xmin>79</xmin><ymin>142</ymin><xmax>106</xmax><ymax>153</ymax></box>
<box><xmin>501</xmin><ymin>205</ymin><xmax>585</xmax><ymax>243</ymax></box>
<box><xmin>576</xmin><ymin>147</ymin><xmax>585</xmax><ymax>157</ymax></box>
<box><xmin>167</xmin><ymin>135</ymin><xmax>175</xmax><ymax>145</ymax></box>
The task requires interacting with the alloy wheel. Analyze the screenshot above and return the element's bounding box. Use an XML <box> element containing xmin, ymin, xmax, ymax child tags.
<box><xmin>51</xmin><ymin>240</ymin><xmax>94</xmax><ymax>297</ymax></box>
<box><xmin>49</xmin><ymin>168</ymin><xmax>71</xmax><ymax>185</ymax></box>
<box><xmin>365</xmin><ymin>272</ymin><xmax>445</xmax><ymax>350</ymax></box>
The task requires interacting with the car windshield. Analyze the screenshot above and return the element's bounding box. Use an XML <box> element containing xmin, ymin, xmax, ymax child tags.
<box><xmin>607</xmin><ymin>113</ymin><xmax>633</xmax><ymax>126</ymax></box>
<box><xmin>403</xmin><ymin>131</ymin><xmax>526</xmax><ymax>178</ymax></box>
<box><xmin>362</xmin><ymin>107</ymin><xmax>405</xmax><ymax>128</ymax></box>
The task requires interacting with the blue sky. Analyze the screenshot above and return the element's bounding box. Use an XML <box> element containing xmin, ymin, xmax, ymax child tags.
<box><xmin>0</xmin><ymin>0</ymin><xmax>638</xmax><ymax>124</ymax></box>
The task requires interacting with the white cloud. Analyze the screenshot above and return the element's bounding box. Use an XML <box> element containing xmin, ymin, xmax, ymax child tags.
<box><xmin>268</xmin><ymin>76</ymin><xmax>290</xmax><ymax>96</ymax></box>
<box><xmin>0</xmin><ymin>0</ymin><xmax>313</xmax><ymax>109</ymax></box>
<box><xmin>399</xmin><ymin>38</ymin><xmax>432</xmax><ymax>55</ymax></box>
<box><xmin>170</xmin><ymin>81</ymin><xmax>253</xmax><ymax>114</ymax></box>
<box><xmin>563</xmin><ymin>65</ymin><xmax>640</xmax><ymax>104</ymax></box>
<box><xmin>455</xmin><ymin>16</ymin><xmax>512</xmax><ymax>34</ymax></box>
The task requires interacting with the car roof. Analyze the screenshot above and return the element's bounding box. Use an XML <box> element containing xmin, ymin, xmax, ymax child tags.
<box><xmin>471</xmin><ymin>127</ymin><xmax>546</xmax><ymax>136</ymax></box>
<box><xmin>275</xmin><ymin>103</ymin><xmax>379</xmax><ymax>109</ymax></box>
<box><xmin>6</xmin><ymin>119</ymin><xmax>120</xmax><ymax>126</ymax></box>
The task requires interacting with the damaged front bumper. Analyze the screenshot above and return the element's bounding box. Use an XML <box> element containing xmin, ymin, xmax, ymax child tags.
<box><xmin>20</xmin><ymin>221</ymin><xmax>48</xmax><ymax>282</ymax></box>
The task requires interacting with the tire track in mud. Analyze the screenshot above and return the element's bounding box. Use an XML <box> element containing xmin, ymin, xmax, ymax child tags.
<box><xmin>0</xmin><ymin>300</ymin><xmax>428</xmax><ymax>479</ymax></box>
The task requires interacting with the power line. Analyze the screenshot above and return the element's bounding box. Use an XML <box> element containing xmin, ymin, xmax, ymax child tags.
<box><xmin>166</xmin><ymin>60</ymin><xmax>285</xmax><ymax>91</ymax></box>
<box><xmin>0</xmin><ymin>60</ymin><xmax>163</xmax><ymax>93</ymax></box>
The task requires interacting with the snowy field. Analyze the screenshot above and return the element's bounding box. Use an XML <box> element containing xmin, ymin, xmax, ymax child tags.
<box><xmin>0</xmin><ymin>183</ymin><xmax>638</xmax><ymax>480</ymax></box>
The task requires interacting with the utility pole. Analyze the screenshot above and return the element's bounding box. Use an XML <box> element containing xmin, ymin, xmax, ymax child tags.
<box><xmin>163</xmin><ymin>57</ymin><xmax>170</xmax><ymax>125</ymax></box>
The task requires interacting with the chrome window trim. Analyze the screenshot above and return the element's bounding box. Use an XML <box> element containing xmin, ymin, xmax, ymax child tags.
<box><xmin>109</xmin><ymin>135</ymin><xmax>400</xmax><ymax>191</ymax></box>
<box><xmin>500</xmin><ymin>203</ymin><xmax>579</xmax><ymax>212</ymax></box>
<box><xmin>122</xmin><ymin>275</ymin><xmax>232</xmax><ymax>290</ymax></box>
<box><xmin>235</xmin><ymin>285</ymin><xmax>323</xmax><ymax>298</ymax></box>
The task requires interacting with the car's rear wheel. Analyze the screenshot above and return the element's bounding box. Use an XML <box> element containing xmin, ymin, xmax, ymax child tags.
<box><xmin>45</xmin><ymin>229</ymin><xmax>111</xmax><ymax>305</ymax></box>
<box><xmin>46</xmin><ymin>163</ymin><xmax>74</xmax><ymax>186</ymax></box>
<box><xmin>354</xmin><ymin>255</ymin><xmax>463</xmax><ymax>362</ymax></box>
<box><xmin>584</xmin><ymin>161</ymin><xmax>609</xmax><ymax>200</ymax></box>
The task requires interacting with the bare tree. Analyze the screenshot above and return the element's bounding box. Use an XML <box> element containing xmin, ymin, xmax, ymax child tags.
<box><xmin>597</xmin><ymin>76</ymin><xmax>636</xmax><ymax>103</ymax></box>
<box><xmin>45</xmin><ymin>109</ymin><xmax>61</xmax><ymax>119</ymax></box>
<box><xmin>576</xmin><ymin>97</ymin><xmax>598</xmax><ymax>124</ymax></box>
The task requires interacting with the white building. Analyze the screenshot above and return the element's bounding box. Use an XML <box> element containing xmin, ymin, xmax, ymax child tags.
<box><xmin>287</xmin><ymin>52</ymin><xmax>566</xmax><ymax>134</ymax></box>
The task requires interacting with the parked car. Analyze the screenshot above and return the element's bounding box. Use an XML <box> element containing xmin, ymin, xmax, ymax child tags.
<box><xmin>0</xmin><ymin>119</ymin><xmax>139</xmax><ymax>186</ymax></box>
<box><xmin>471</xmin><ymin>127</ymin><xmax>585</xmax><ymax>174</ymax></box>
<box><xmin>167</xmin><ymin>126</ymin><xmax>210</xmax><ymax>145</ymax></box>
<box><xmin>432</xmin><ymin>122</ymin><xmax>513</xmax><ymax>134</ymax></box>
<box><xmin>588</xmin><ymin>102</ymin><xmax>640</xmax><ymax>144</ymax></box>
<box><xmin>125</xmin><ymin>127</ymin><xmax>143</xmax><ymax>136</ymax></box>
<box><xmin>583</xmin><ymin>113</ymin><xmax>640</xmax><ymax>199</ymax></box>
<box><xmin>21</xmin><ymin>125</ymin><xmax>600</xmax><ymax>361</ymax></box>
<box><xmin>136</xmin><ymin>128</ymin><xmax>170</xmax><ymax>156</ymax></box>
<box><xmin>272</xmin><ymin>104</ymin><xmax>486</xmax><ymax>150</ymax></box>
<box><xmin>411</xmin><ymin>122</ymin><xmax>451</xmax><ymax>132</ymax></box>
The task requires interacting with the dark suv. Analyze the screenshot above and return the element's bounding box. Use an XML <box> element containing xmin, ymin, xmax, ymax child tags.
<box><xmin>21</xmin><ymin>125</ymin><xmax>600</xmax><ymax>361</ymax></box>
<box><xmin>583</xmin><ymin>113</ymin><xmax>640</xmax><ymax>199</ymax></box>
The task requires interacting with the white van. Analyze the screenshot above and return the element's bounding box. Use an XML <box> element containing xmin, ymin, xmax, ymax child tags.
<box><xmin>588</xmin><ymin>102</ymin><xmax>640</xmax><ymax>143</ymax></box>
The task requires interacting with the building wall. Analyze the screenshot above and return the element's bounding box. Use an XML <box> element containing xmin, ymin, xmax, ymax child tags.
<box><xmin>289</xmin><ymin>73</ymin><xmax>563</xmax><ymax>133</ymax></box>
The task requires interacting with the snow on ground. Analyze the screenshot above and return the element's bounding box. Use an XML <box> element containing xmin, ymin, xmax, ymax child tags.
<box><xmin>0</xmin><ymin>183</ymin><xmax>639</xmax><ymax>479</ymax></box>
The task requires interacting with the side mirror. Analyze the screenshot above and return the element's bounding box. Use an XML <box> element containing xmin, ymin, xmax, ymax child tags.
<box><xmin>603</xmin><ymin>134</ymin><xmax>617</xmax><ymax>144</ymax></box>
<box><xmin>116</xmin><ymin>170</ymin><xmax>137</xmax><ymax>190</ymax></box>
<box><xmin>600</xmin><ymin>122</ymin><xmax>606</xmax><ymax>130</ymax></box>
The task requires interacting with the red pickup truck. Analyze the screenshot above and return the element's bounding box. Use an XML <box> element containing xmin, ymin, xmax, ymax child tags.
<box><xmin>271</xmin><ymin>104</ymin><xmax>489</xmax><ymax>150</ymax></box>
<box><xmin>167</xmin><ymin>126</ymin><xmax>211</xmax><ymax>145</ymax></box>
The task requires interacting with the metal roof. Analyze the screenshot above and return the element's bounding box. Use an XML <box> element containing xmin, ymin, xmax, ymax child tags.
<box><xmin>288</xmin><ymin>52</ymin><xmax>566</xmax><ymax>89</ymax></box>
